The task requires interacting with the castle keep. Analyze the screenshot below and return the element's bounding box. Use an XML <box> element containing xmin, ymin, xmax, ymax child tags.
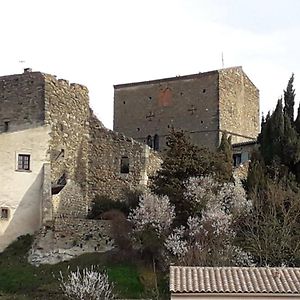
<box><xmin>0</xmin><ymin>69</ymin><xmax>161</xmax><ymax>256</ymax></box>
<box><xmin>114</xmin><ymin>66</ymin><xmax>259</xmax><ymax>151</ymax></box>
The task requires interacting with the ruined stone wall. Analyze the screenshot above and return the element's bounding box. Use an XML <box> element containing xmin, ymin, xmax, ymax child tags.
<box><xmin>218</xmin><ymin>67</ymin><xmax>259</xmax><ymax>144</ymax></box>
<box><xmin>0</xmin><ymin>71</ymin><xmax>45</xmax><ymax>133</ymax></box>
<box><xmin>44</xmin><ymin>75</ymin><xmax>90</xmax><ymax>196</ymax></box>
<box><xmin>114</xmin><ymin>71</ymin><xmax>220</xmax><ymax>150</ymax></box>
<box><xmin>88</xmin><ymin>114</ymin><xmax>162</xmax><ymax>201</ymax></box>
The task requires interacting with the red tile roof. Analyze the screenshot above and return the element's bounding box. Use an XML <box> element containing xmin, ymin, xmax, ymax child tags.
<box><xmin>170</xmin><ymin>266</ymin><xmax>300</xmax><ymax>294</ymax></box>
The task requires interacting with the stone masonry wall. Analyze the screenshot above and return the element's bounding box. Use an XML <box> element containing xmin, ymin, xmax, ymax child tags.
<box><xmin>114</xmin><ymin>71</ymin><xmax>220</xmax><ymax>150</ymax></box>
<box><xmin>88</xmin><ymin>113</ymin><xmax>162</xmax><ymax>201</ymax></box>
<box><xmin>218</xmin><ymin>67</ymin><xmax>259</xmax><ymax>144</ymax></box>
<box><xmin>0</xmin><ymin>71</ymin><xmax>45</xmax><ymax>133</ymax></box>
<box><xmin>44</xmin><ymin>75</ymin><xmax>90</xmax><ymax>197</ymax></box>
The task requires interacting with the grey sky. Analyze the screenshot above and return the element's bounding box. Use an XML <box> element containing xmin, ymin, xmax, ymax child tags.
<box><xmin>1</xmin><ymin>0</ymin><xmax>299</xmax><ymax>128</ymax></box>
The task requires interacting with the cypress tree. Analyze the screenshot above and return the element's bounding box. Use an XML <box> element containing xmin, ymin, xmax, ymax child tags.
<box><xmin>217</xmin><ymin>131</ymin><xmax>233</xmax><ymax>165</ymax></box>
<box><xmin>259</xmin><ymin>99</ymin><xmax>284</xmax><ymax>165</ymax></box>
<box><xmin>284</xmin><ymin>73</ymin><xmax>295</xmax><ymax>123</ymax></box>
<box><xmin>295</xmin><ymin>102</ymin><xmax>300</xmax><ymax>135</ymax></box>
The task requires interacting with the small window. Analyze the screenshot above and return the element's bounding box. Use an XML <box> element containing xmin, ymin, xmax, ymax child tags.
<box><xmin>1</xmin><ymin>208</ymin><xmax>9</xmax><ymax>220</ymax></box>
<box><xmin>120</xmin><ymin>156</ymin><xmax>129</xmax><ymax>174</ymax></box>
<box><xmin>18</xmin><ymin>154</ymin><xmax>30</xmax><ymax>171</ymax></box>
<box><xmin>4</xmin><ymin>121</ymin><xmax>9</xmax><ymax>132</ymax></box>
<box><xmin>153</xmin><ymin>134</ymin><xmax>159</xmax><ymax>151</ymax></box>
<box><xmin>233</xmin><ymin>153</ymin><xmax>242</xmax><ymax>167</ymax></box>
<box><xmin>147</xmin><ymin>135</ymin><xmax>153</xmax><ymax>148</ymax></box>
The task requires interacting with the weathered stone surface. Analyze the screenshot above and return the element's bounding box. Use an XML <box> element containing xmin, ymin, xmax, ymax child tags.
<box><xmin>114</xmin><ymin>66</ymin><xmax>259</xmax><ymax>150</ymax></box>
<box><xmin>219</xmin><ymin>68</ymin><xmax>259</xmax><ymax>144</ymax></box>
<box><xmin>0</xmin><ymin>69</ymin><xmax>162</xmax><ymax>260</ymax></box>
<box><xmin>0</xmin><ymin>72</ymin><xmax>45</xmax><ymax>133</ymax></box>
<box><xmin>88</xmin><ymin>114</ymin><xmax>162</xmax><ymax>201</ymax></box>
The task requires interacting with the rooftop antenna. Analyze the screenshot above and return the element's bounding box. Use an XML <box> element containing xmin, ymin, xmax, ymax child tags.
<box><xmin>19</xmin><ymin>60</ymin><xmax>26</xmax><ymax>72</ymax></box>
<box><xmin>221</xmin><ymin>52</ymin><xmax>224</xmax><ymax>68</ymax></box>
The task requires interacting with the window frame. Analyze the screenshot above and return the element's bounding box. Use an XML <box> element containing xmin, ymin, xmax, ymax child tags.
<box><xmin>0</xmin><ymin>207</ymin><xmax>9</xmax><ymax>220</ymax></box>
<box><xmin>16</xmin><ymin>152</ymin><xmax>31</xmax><ymax>172</ymax></box>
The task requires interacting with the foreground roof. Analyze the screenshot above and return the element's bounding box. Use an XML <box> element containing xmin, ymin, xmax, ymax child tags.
<box><xmin>170</xmin><ymin>266</ymin><xmax>300</xmax><ymax>294</ymax></box>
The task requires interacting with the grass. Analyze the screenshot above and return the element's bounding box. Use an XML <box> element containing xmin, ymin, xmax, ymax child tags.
<box><xmin>0</xmin><ymin>235</ymin><xmax>168</xmax><ymax>299</ymax></box>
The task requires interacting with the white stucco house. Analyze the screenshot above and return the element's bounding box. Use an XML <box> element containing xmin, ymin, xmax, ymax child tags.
<box><xmin>170</xmin><ymin>266</ymin><xmax>300</xmax><ymax>299</ymax></box>
<box><xmin>0</xmin><ymin>126</ymin><xmax>51</xmax><ymax>251</ymax></box>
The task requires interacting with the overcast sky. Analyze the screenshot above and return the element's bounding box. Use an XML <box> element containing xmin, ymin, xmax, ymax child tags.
<box><xmin>1</xmin><ymin>0</ymin><xmax>300</xmax><ymax>129</ymax></box>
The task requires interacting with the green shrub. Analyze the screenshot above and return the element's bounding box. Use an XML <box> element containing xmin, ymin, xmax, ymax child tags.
<box><xmin>87</xmin><ymin>195</ymin><xmax>129</xmax><ymax>219</ymax></box>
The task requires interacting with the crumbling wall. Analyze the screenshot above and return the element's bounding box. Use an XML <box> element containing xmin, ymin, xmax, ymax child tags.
<box><xmin>88</xmin><ymin>114</ymin><xmax>162</xmax><ymax>201</ymax></box>
<box><xmin>44</xmin><ymin>75</ymin><xmax>90</xmax><ymax>196</ymax></box>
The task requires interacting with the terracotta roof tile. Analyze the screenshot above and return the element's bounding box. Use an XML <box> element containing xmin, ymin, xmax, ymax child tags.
<box><xmin>170</xmin><ymin>266</ymin><xmax>300</xmax><ymax>294</ymax></box>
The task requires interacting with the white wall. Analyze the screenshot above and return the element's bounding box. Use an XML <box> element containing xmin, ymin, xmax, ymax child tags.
<box><xmin>0</xmin><ymin>126</ymin><xmax>50</xmax><ymax>251</ymax></box>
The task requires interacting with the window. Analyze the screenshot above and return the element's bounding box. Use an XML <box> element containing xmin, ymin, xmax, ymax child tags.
<box><xmin>1</xmin><ymin>208</ymin><xmax>9</xmax><ymax>220</ymax></box>
<box><xmin>4</xmin><ymin>121</ymin><xmax>9</xmax><ymax>132</ymax></box>
<box><xmin>233</xmin><ymin>153</ymin><xmax>242</xmax><ymax>167</ymax></box>
<box><xmin>120</xmin><ymin>156</ymin><xmax>129</xmax><ymax>174</ymax></box>
<box><xmin>147</xmin><ymin>135</ymin><xmax>153</xmax><ymax>148</ymax></box>
<box><xmin>18</xmin><ymin>154</ymin><xmax>30</xmax><ymax>171</ymax></box>
<box><xmin>153</xmin><ymin>134</ymin><xmax>159</xmax><ymax>151</ymax></box>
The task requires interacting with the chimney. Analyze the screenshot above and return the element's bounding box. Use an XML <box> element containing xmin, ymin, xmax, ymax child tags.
<box><xmin>24</xmin><ymin>68</ymin><xmax>32</xmax><ymax>73</ymax></box>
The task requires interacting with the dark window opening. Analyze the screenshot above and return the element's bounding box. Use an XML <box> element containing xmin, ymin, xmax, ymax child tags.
<box><xmin>123</xmin><ymin>101</ymin><xmax>126</xmax><ymax>104</ymax></box>
<box><xmin>18</xmin><ymin>154</ymin><xmax>30</xmax><ymax>171</ymax></box>
<box><xmin>148</xmin><ymin>96</ymin><xmax>152</xmax><ymax>100</ymax></box>
<box><xmin>233</xmin><ymin>153</ymin><xmax>242</xmax><ymax>167</ymax></box>
<box><xmin>1</xmin><ymin>208</ymin><xmax>9</xmax><ymax>219</ymax></box>
<box><xmin>4</xmin><ymin>121</ymin><xmax>9</xmax><ymax>132</ymax></box>
<box><xmin>147</xmin><ymin>135</ymin><xmax>153</xmax><ymax>148</ymax></box>
<box><xmin>202</xmin><ymin>89</ymin><xmax>206</xmax><ymax>93</ymax></box>
<box><xmin>137</xmin><ymin>127</ymin><xmax>140</xmax><ymax>131</ymax></box>
<box><xmin>52</xmin><ymin>173</ymin><xmax>67</xmax><ymax>195</ymax></box>
<box><xmin>153</xmin><ymin>134</ymin><xmax>159</xmax><ymax>151</ymax></box>
<box><xmin>121</xmin><ymin>156</ymin><xmax>129</xmax><ymax>174</ymax></box>
<box><xmin>200</xmin><ymin>120</ymin><xmax>204</xmax><ymax>124</ymax></box>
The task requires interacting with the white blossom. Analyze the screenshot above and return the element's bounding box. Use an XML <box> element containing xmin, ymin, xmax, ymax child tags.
<box><xmin>128</xmin><ymin>192</ymin><xmax>175</xmax><ymax>235</ymax></box>
<box><xmin>164</xmin><ymin>226</ymin><xmax>188</xmax><ymax>258</ymax></box>
<box><xmin>58</xmin><ymin>266</ymin><xmax>115</xmax><ymax>300</ymax></box>
<box><xmin>187</xmin><ymin>216</ymin><xmax>202</xmax><ymax>237</ymax></box>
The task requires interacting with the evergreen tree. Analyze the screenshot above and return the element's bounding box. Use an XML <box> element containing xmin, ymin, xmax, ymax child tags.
<box><xmin>246</xmin><ymin>149</ymin><xmax>267</xmax><ymax>195</ymax></box>
<box><xmin>284</xmin><ymin>73</ymin><xmax>295</xmax><ymax>123</ymax></box>
<box><xmin>217</xmin><ymin>132</ymin><xmax>233</xmax><ymax>165</ymax></box>
<box><xmin>295</xmin><ymin>102</ymin><xmax>300</xmax><ymax>135</ymax></box>
<box><xmin>151</xmin><ymin>130</ymin><xmax>232</xmax><ymax>225</ymax></box>
<box><xmin>258</xmin><ymin>99</ymin><xmax>284</xmax><ymax>165</ymax></box>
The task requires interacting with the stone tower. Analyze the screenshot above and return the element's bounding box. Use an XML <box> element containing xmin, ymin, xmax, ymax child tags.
<box><xmin>113</xmin><ymin>66</ymin><xmax>259</xmax><ymax>151</ymax></box>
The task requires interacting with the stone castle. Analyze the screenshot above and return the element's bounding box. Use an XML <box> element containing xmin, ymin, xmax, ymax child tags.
<box><xmin>114</xmin><ymin>66</ymin><xmax>259</xmax><ymax>151</ymax></box>
<box><xmin>0</xmin><ymin>69</ymin><xmax>161</xmax><ymax>260</ymax></box>
<box><xmin>0</xmin><ymin>66</ymin><xmax>259</xmax><ymax>262</ymax></box>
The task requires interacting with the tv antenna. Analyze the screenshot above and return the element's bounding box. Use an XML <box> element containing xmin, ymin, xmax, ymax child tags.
<box><xmin>221</xmin><ymin>52</ymin><xmax>224</xmax><ymax>68</ymax></box>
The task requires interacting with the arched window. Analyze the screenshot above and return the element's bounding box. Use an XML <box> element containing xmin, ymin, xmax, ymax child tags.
<box><xmin>153</xmin><ymin>134</ymin><xmax>159</xmax><ymax>151</ymax></box>
<box><xmin>147</xmin><ymin>135</ymin><xmax>153</xmax><ymax>148</ymax></box>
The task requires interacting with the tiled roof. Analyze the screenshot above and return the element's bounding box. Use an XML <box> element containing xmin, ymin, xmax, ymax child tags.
<box><xmin>170</xmin><ymin>266</ymin><xmax>300</xmax><ymax>294</ymax></box>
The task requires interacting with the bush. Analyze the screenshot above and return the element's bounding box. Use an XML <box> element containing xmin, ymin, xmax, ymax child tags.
<box><xmin>58</xmin><ymin>266</ymin><xmax>115</xmax><ymax>300</ymax></box>
<box><xmin>88</xmin><ymin>195</ymin><xmax>129</xmax><ymax>219</ymax></box>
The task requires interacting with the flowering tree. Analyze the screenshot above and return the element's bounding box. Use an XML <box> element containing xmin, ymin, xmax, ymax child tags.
<box><xmin>165</xmin><ymin>175</ymin><xmax>253</xmax><ymax>266</ymax></box>
<box><xmin>128</xmin><ymin>192</ymin><xmax>175</xmax><ymax>236</ymax></box>
<box><xmin>58</xmin><ymin>266</ymin><xmax>115</xmax><ymax>300</ymax></box>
